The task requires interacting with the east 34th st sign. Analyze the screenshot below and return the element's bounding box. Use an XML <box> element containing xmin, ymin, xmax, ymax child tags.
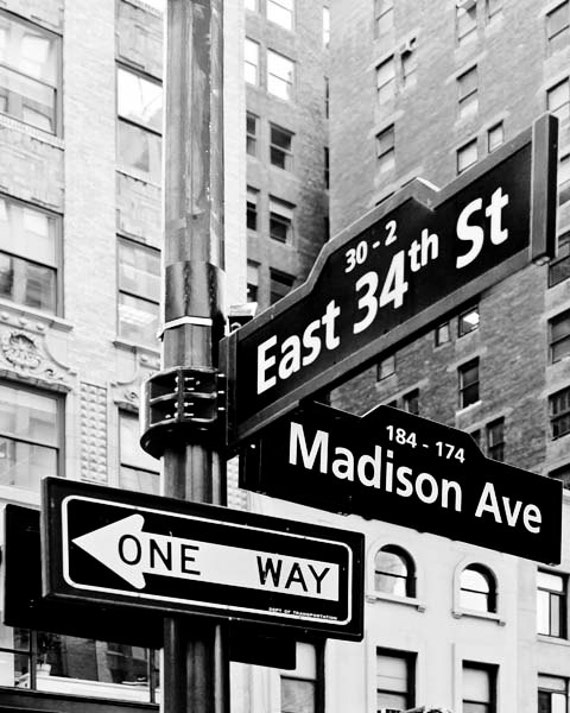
<box><xmin>241</xmin><ymin>403</ymin><xmax>562</xmax><ymax>565</ymax></box>
<box><xmin>222</xmin><ymin>115</ymin><xmax>557</xmax><ymax>448</ymax></box>
<box><xmin>42</xmin><ymin>478</ymin><xmax>364</xmax><ymax>641</ymax></box>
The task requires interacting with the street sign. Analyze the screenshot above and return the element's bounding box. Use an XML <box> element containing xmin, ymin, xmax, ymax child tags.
<box><xmin>42</xmin><ymin>478</ymin><xmax>364</xmax><ymax>641</ymax></box>
<box><xmin>222</xmin><ymin>115</ymin><xmax>558</xmax><ymax>447</ymax></box>
<box><xmin>240</xmin><ymin>403</ymin><xmax>563</xmax><ymax>564</ymax></box>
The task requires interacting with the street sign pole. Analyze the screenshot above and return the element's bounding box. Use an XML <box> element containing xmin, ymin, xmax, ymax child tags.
<box><xmin>161</xmin><ymin>1</ymin><xmax>227</xmax><ymax>712</ymax></box>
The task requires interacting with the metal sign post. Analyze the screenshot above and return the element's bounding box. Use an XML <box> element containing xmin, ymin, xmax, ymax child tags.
<box><xmin>159</xmin><ymin>1</ymin><xmax>226</xmax><ymax>711</ymax></box>
<box><xmin>223</xmin><ymin>115</ymin><xmax>558</xmax><ymax>448</ymax></box>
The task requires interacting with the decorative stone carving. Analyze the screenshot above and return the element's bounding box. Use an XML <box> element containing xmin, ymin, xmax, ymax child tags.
<box><xmin>80</xmin><ymin>383</ymin><xmax>108</xmax><ymax>484</ymax></box>
<box><xmin>0</xmin><ymin>328</ymin><xmax>74</xmax><ymax>389</ymax></box>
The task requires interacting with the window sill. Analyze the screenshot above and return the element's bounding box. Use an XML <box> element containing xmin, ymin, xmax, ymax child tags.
<box><xmin>113</xmin><ymin>337</ymin><xmax>160</xmax><ymax>362</ymax></box>
<box><xmin>0</xmin><ymin>483</ymin><xmax>40</xmax><ymax>508</ymax></box>
<box><xmin>0</xmin><ymin>300</ymin><xmax>73</xmax><ymax>334</ymax></box>
<box><xmin>455</xmin><ymin>400</ymin><xmax>482</xmax><ymax>417</ymax></box>
<box><xmin>0</xmin><ymin>112</ymin><xmax>64</xmax><ymax>149</ymax></box>
<box><xmin>366</xmin><ymin>591</ymin><xmax>426</xmax><ymax>612</ymax></box>
<box><xmin>452</xmin><ymin>608</ymin><xmax>505</xmax><ymax>625</ymax></box>
<box><xmin>537</xmin><ymin>634</ymin><xmax>570</xmax><ymax>647</ymax></box>
<box><xmin>116</xmin><ymin>166</ymin><xmax>161</xmax><ymax>189</ymax></box>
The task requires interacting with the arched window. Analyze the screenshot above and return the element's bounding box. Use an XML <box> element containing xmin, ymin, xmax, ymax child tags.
<box><xmin>460</xmin><ymin>564</ymin><xmax>497</xmax><ymax>612</ymax></box>
<box><xmin>374</xmin><ymin>545</ymin><xmax>415</xmax><ymax>597</ymax></box>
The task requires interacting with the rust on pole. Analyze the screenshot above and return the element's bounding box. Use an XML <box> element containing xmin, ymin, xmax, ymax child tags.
<box><xmin>162</xmin><ymin>0</ymin><xmax>227</xmax><ymax>711</ymax></box>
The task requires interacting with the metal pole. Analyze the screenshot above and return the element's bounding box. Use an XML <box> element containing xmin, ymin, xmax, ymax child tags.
<box><xmin>162</xmin><ymin>1</ymin><xmax>227</xmax><ymax>712</ymax></box>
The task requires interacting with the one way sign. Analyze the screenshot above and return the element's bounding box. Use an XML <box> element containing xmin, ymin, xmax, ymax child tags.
<box><xmin>42</xmin><ymin>478</ymin><xmax>364</xmax><ymax>640</ymax></box>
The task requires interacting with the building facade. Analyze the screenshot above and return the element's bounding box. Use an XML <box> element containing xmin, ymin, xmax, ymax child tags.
<box><xmin>323</xmin><ymin>0</ymin><xmax>570</xmax><ymax>711</ymax></box>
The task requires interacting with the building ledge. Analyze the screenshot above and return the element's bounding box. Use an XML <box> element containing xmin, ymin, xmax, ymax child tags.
<box><xmin>366</xmin><ymin>591</ymin><xmax>426</xmax><ymax>612</ymax></box>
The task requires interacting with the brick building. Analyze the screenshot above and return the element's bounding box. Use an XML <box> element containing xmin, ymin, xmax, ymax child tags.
<box><xmin>0</xmin><ymin>0</ymin><xmax>327</xmax><ymax>711</ymax></box>
<box><xmin>320</xmin><ymin>0</ymin><xmax>570</xmax><ymax>711</ymax></box>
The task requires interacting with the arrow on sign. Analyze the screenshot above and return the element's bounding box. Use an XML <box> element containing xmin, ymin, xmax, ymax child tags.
<box><xmin>73</xmin><ymin>513</ymin><xmax>340</xmax><ymax>599</ymax></box>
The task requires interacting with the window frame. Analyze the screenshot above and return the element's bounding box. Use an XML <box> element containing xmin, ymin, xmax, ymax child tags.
<box><xmin>457</xmin><ymin>138</ymin><xmax>478</xmax><ymax>174</ymax></box>
<box><xmin>547</xmin><ymin>78</ymin><xmax>570</xmax><ymax>123</ymax></box>
<box><xmin>116</xmin><ymin>63</ymin><xmax>163</xmax><ymax>183</ymax></box>
<box><xmin>280</xmin><ymin>641</ymin><xmax>324</xmax><ymax>713</ymax></box>
<box><xmin>269</xmin><ymin>123</ymin><xmax>294</xmax><ymax>170</ymax></box>
<box><xmin>269</xmin><ymin>268</ymin><xmax>295</xmax><ymax>305</ymax></box>
<box><xmin>457</xmin><ymin>66</ymin><xmax>479</xmax><ymax>118</ymax></box>
<box><xmin>246</xmin><ymin>112</ymin><xmax>258</xmax><ymax>156</ymax></box>
<box><xmin>374</xmin><ymin>545</ymin><xmax>416</xmax><ymax>598</ymax></box>
<box><xmin>462</xmin><ymin>661</ymin><xmax>497</xmax><ymax>713</ymax></box>
<box><xmin>244</xmin><ymin>37</ymin><xmax>260</xmax><ymax>86</ymax></box>
<box><xmin>458</xmin><ymin>304</ymin><xmax>480</xmax><ymax>336</ymax></box>
<box><xmin>537</xmin><ymin>570</ymin><xmax>567</xmax><ymax>638</ymax></box>
<box><xmin>458</xmin><ymin>358</ymin><xmax>480</xmax><ymax>409</ymax></box>
<box><xmin>546</xmin><ymin>1</ymin><xmax>570</xmax><ymax>53</ymax></box>
<box><xmin>376</xmin><ymin>124</ymin><xmax>395</xmax><ymax>173</ymax></box>
<box><xmin>0</xmin><ymin>8</ymin><xmax>62</xmax><ymax>135</ymax></box>
<box><xmin>246</xmin><ymin>186</ymin><xmax>259</xmax><ymax>232</ymax></box>
<box><xmin>118</xmin><ymin>408</ymin><xmax>160</xmax><ymax>495</ymax></box>
<box><xmin>550</xmin><ymin>386</ymin><xmax>570</xmax><ymax>439</ymax></box>
<box><xmin>456</xmin><ymin>2</ymin><xmax>478</xmax><ymax>44</ymax></box>
<box><xmin>267</xmin><ymin>0</ymin><xmax>294</xmax><ymax>31</ymax></box>
<box><xmin>267</xmin><ymin>49</ymin><xmax>295</xmax><ymax>101</ymax></box>
<box><xmin>538</xmin><ymin>673</ymin><xmax>569</xmax><ymax>713</ymax></box>
<box><xmin>460</xmin><ymin>564</ymin><xmax>497</xmax><ymax>613</ymax></box>
<box><xmin>0</xmin><ymin>192</ymin><xmax>63</xmax><ymax>316</ymax></box>
<box><xmin>376</xmin><ymin>56</ymin><xmax>396</xmax><ymax>107</ymax></box>
<box><xmin>377</xmin><ymin>353</ymin><xmax>396</xmax><ymax>380</ymax></box>
<box><xmin>486</xmin><ymin>418</ymin><xmax>504</xmax><ymax>462</ymax></box>
<box><xmin>269</xmin><ymin>196</ymin><xmax>294</xmax><ymax>244</ymax></box>
<box><xmin>117</xmin><ymin>236</ymin><xmax>161</xmax><ymax>347</ymax></box>
<box><xmin>0</xmin><ymin>379</ymin><xmax>64</xmax><ymax>492</ymax></box>
<box><xmin>487</xmin><ymin>122</ymin><xmax>504</xmax><ymax>152</ymax></box>
<box><xmin>376</xmin><ymin>647</ymin><xmax>416</xmax><ymax>711</ymax></box>
<box><xmin>374</xmin><ymin>0</ymin><xmax>394</xmax><ymax>37</ymax></box>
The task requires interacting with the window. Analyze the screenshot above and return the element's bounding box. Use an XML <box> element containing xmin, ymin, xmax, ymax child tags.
<box><xmin>270</xmin><ymin>124</ymin><xmax>293</xmax><ymax>170</ymax></box>
<box><xmin>486</xmin><ymin>419</ymin><xmax>504</xmax><ymax>462</ymax></box>
<box><xmin>458</xmin><ymin>305</ymin><xmax>479</xmax><ymax>336</ymax></box>
<box><xmin>245</xmin><ymin>0</ymin><xmax>258</xmax><ymax>11</ymax></box>
<box><xmin>244</xmin><ymin>38</ymin><xmax>259</xmax><ymax>86</ymax></box>
<box><xmin>324</xmin><ymin>76</ymin><xmax>329</xmax><ymax>119</ymax></box>
<box><xmin>117</xmin><ymin>66</ymin><xmax>162</xmax><ymax>183</ymax></box>
<box><xmin>539</xmin><ymin>674</ymin><xmax>569</xmax><ymax>713</ymax></box>
<box><xmin>119</xmin><ymin>411</ymin><xmax>159</xmax><ymax>495</ymax></box>
<box><xmin>0</xmin><ymin>382</ymin><xmax>61</xmax><ymax>491</ymax></box>
<box><xmin>550</xmin><ymin>386</ymin><xmax>570</xmax><ymax>438</ymax></box>
<box><xmin>463</xmin><ymin>663</ymin><xmax>496</xmax><ymax>713</ymax></box>
<box><xmin>267</xmin><ymin>50</ymin><xmax>294</xmax><ymax>100</ymax></box>
<box><xmin>458</xmin><ymin>359</ymin><xmax>479</xmax><ymax>408</ymax></box>
<box><xmin>435</xmin><ymin>321</ymin><xmax>451</xmax><ymax>345</ymax></box>
<box><xmin>247</xmin><ymin>187</ymin><xmax>258</xmax><ymax>232</ymax></box>
<box><xmin>487</xmin><ymin>122</ymin><xmax>504</xmax><ymax>152</ymax></box>
<box><xmin>324</xmin><ymin>147</ymin><xmax>329</xmax><ymax>189</ymax></box>
<box><xmin>402</xmin><ymin>47</ymin><xmax>417</xmax><ymax>88</ymax></box>
<box><xmin>270</xmin><ymin>269</ymin><xmax>294</xmax><ymax>304</ymax></box>
<box><xmin>457</xmin><ymin>139</ymin><xmax>478</xmax><ymax>174</ymax></box>
<box><xmin>376</xmin><ymin>56</ymin><xmax>396</xmax><ymax>107</ymax></box>
<box><xmin>486</xmin><ymin>0</ymin><xmax>502</xmax><ymax>21</ymax></box>
<box><xmin>550</xmin><ymin>310</ymin><xmax>570</xmax><ymax>363</ymax></box>
<box><xmin>537</xmin><ymin>571</ymin><xmax>566</xmax><ymax>637</ymax></box>
<box><xmin>377</xmin><ymin>354</ymin><xmax>396</xmax><ymax>380</ymax></box>
<box><xmin>247</xmin><ymin>262</ymin><xmax>259</xmax><ymax>303</ymax></box>
<box><xmin>268</xmin><ymin>0</ymin><xmax>294</xmax><ymax>30</ymax></box>
<box><xmin>376</xmin><ymin>648</ymin><xmax>415</xmax><ymax>710</ymax></box>
<box><xmin>458</xmin><ymin>66</ymin><xmax>478</xmax><ymax>118</ymax></box>
<box><xmin>376</xmin><ymin>124</ymin><xmax>395</xmax><ymax>173</ymax></box>
<box><xmin>548</xmin><ymin>79</ymin><xmax>570</xmax><ymax>123</ymax></box>
<box><xmin>281</xmin><ymin>642</ymin><xmax>321</xmax><ymax>713</ymax></box>
<box><xmin>246</xmin><ymin>112</ymin><xmax>258</xmax><ymax>156</ymax></box>
<box><xmin>547</xmin><ymin>2</ymin><xmax>570</xmax><ymax>54</ymax></box>
<box><xmin>403</xmin><ymin>389</ymin><xmax>419</xmax><ymax>415</ymax></box>
<box><xmin>458</xmin><ymin>306</ymin><xmax>480</xmax><ymax>336</ymax></box>
<box><xmin>460</xmin><ymin>565</ymin><xmax>497</xmax><ymax>612</ymax></box>
<box><xmin>0</xmin><ymin>10</ymin><xmax>60</xmax><ymax>133</ymax></box>
<box><xmin>550</xmin><ymin>463</ymin><xmax>570</xmax><ymax>490</ymax></box>
<box><xmin>374</xmin><ymin>545</ymin><xmax>416</xmax><ymax>597</ymax></box>
<box><xmin>559</xmin><ymin>154</ymin><xmax>570</xmax><ymax>205</ymax></box>
<box><xmin>269</xmin><ymin>197</ymin><xmax>294</xmax><ymax>243</ymax></box>
<box><xmin>323</xmin><ymin>6</ymin><xmax>330</xmax><ymax>47</ymax></box>
<box><xmin>457</xmin><ymin>3</ymin><xmax>477</xmax><ymax>44</ymax></box>
<box><xmin>0</xmin><ymin>628</ymin><xmax>159</xmax><ymax>699</ymax></box>
<box><xmin>118</xmin><ymin>238</ymin><xmax>160</xmax><ymax>346</ymax></box>
<box><xmin>375</xmin><ymin>0</ymin><xmax>394</xmax><ymax>37</ymax></box>
<box><xmin>0</xmin><ymin>195</ymin><xmax>59</xmax><ymax>314</ymax></box>
<box><xmin>550</xmin><ymin>232</ymin><xmax>570</xmax><ymax>286</ymax></box>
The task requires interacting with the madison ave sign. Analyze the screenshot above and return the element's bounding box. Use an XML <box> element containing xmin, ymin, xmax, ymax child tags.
<box><xmin>241</xmin><ymin>404</ymin><xmax>563</xmax><ymax>564</ymax></box>
<box><xmin>42</xmin><ymin>478</ymin><xmax>364</xmax><ymax>640</ymax></box>
<box><xmin>222</xmin><ymin>115</ymin><xmax>558</xmax><ymax>447</ymax></box>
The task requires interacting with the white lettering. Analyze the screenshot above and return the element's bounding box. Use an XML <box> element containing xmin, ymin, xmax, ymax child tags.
<box><xmin>278</xmin><ymin>335</ymin><xmax>301</xmax><ymax>380</ymax></box>
<box><xmin>257</xmin><ymin>336</ymin><xmax>277</xmax><ymax>394</ymax></box>
<box><xmin>332</xmin><ymin>447</ymin><xmax>354</xmax><ymax>480</ymax></box>
<box><xmin>289</xmin><ymin>422</ymin><xmax>328</xmax><ymax>473</ymax></box>
<box><xmin>456</xmin><ymin>198</ymin><xmax>484</xmax><ymax>269</ymax></box>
